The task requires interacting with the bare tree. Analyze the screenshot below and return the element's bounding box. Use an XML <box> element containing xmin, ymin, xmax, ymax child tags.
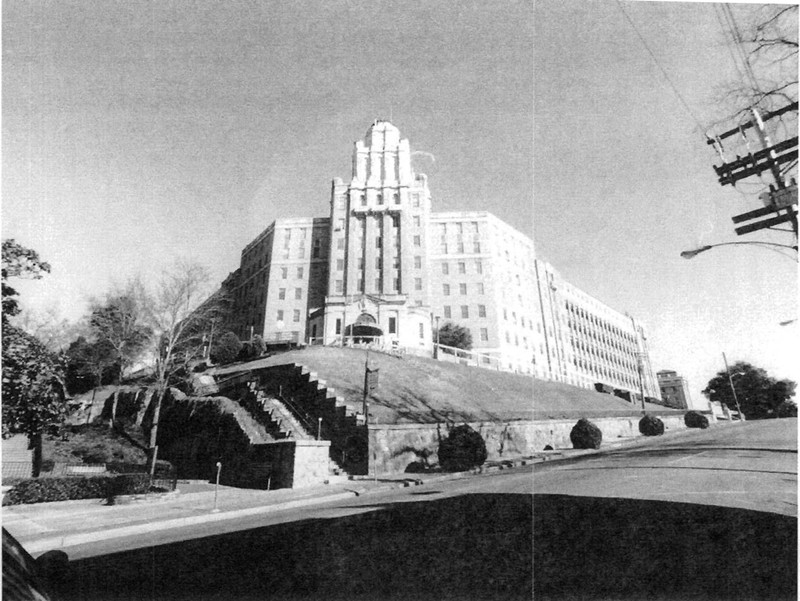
<box><xmin>143</xmin><ymin>260</ymin><xmax>227</xmax><ymax>476</ymax></box>
<box><xmin>713</xmin><ymin>4</ymin><xmax>797</xmax><ymax>122</ymax></box>
<box><xmin>14</xmin><ymin>305</ymin><xmax>87</xmax><ymax>353</ymax></box>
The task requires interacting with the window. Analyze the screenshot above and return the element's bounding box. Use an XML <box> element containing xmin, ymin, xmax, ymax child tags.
<box><xmin>419</xmin><ymin>323</ymin><xmax>424</xmax><ymax>338</ymax></box>
<box><xmin>295</xmin><ymin>288</ymin><xmax>302</xmax><ymax>300</ymax></box>
<box><xmin>478</xmin><ymin>305</ymin><xmax>486</xmax><ymax>318</ymax></box>
<box><xmin>297</xmin><ymin>267</ymin><xmax>304</xmax><ymax>279</ymax></box>
<box><xmin>414</xmin><ymin>278</ymin><xmax>422</xmax><ymax>291</ymax></box>
<box><xmin>457</xmin><ymin>242</ymin><xmax>464</xmax><ymax>253</ymax></box>
<box><xmin>442</xmin><ymin>263</ymin><xmax>449</xmax><ymax>275</ymax></box>
<box><xmin>444</xmin><ymin>306</ymin><xmax>451</xmax><ymax>319</ymax></box>
<box><xmin>358</xmin><ymin>278</ymin><xmax>364</xmax><ymax>292</ymax></box>
<box><xmin>393</xmin><ymin>277</ymin><xmax>400</xmax><ymax>291</ymax></box>
<box><xmin>335</xmin><ymin>318</ymin><xmax>342</xmax><ymax>334</ymax></box>
<box><xmin>337</xmin><ymin>238</ymin><xmax>345</xmax><ymax>250</ymax></box>
<box><xmin>506</xmin><ymin>331</ymin><xmax>511</xmax><ymax>343</ymax></box>
<box><xmin>376</xmin><ymin>237</ymin><xmax>382</xmax><ymax>249</ymax></box>
<box><xmin>477</xmin><ymin>283</ymin><xmax>484</xmax><ymax>295</ymax></box>
<box><xmin>413</xmin><ymin>235</ymin><xmax>421</xmax><ymax>246</ymax></box>
<box><xmin>335</xmin><ymin>280</ymin><xmax>343</xmax><ymax>294</ymax></box>
<box><xmin>358</xmin><ymin>257</ymin><xmax>364</xmax><ymax>269</ymax></box>
<box><xmin>278</xmin><ymin>288</ymin><xmax>286</xmax><ymax>300</ymax></box>
<box><xmin>413</xmin><ymin>216</ymin><xmax>420</xmax><ymax>227</ymax></box>
<box><xmin>414</xmin><ymin>256</ymin><xmax>422</xmax><ymax>269</ymax></box>
<box><xmin>277</xmin><ymin>310</ymin><xmax>284</xmax><ymax>321</ymax></box>
<box><xmin>281</xmin><ymin>267</ymin><xmax>288</xmax><ymax>279</ymax></box>
<box><xmin>337</xmin><ymin>218</ymin><xmax>345</xmax><ymax>230</ymax></box>
<box><xmin>336</xmin><ymin>259</ymin><xmax>344</xmax><ymax>271</ymax></box>
<box><xmin>393</xmin><ymin>192</ymin><xmax>400</xmax><ymax>204</ymax></box>
<box><xmin>360</xmin><ymin>193</ymin><xmax>367</xmax><ymax>206</ymax></box>
<box><xmin>461</xmin><ymin>305</ymin><xmax>469</xmax><ymax>318</ymax></box>
<box><xmin>443</xmin><ymin>284</ymin><xmax>450</xmax><ymax>296</ymax></box>
<box><xmin>389</xmin><ymin>317</ymin><xmax>397</xmax><ymax>334</ymax></box>
<box><xmin>459</xmin><ymin>283</ymin><xmax>467</xmax><ymax>295</ymax></box>
<box><xmin>313</xmin><ymin>239</ymin><xmax>322</xmax><ymax>258</ymax></box>
<box><xmin>375</xmin><ymin>278</ymin><xmax>382</xmax><ymax>292</ymax></box>
<box><xmin>413</xmin><ymin>194</ymin><xmax>420</xmax><ymax>208</ymax></box>
<box><xmin>293</xmin><ymin>309</ymin><xmax>300</xmax><ymax>323</ymax></box>
<box><xmin>376</xmin><ymin>192</ymin><xmax>383</xmax><ymax>204</ymax></box>
<box><xmin>376</xmin><ymin>257</ymin><xmax>382</xmax><ymax>269</ymax></box>
<box><xmin>504</xmin><ymin>309</ymin><xmax>508</xmax><ymax>320</ymax></box>
<box><xmin>480</xmin><ymin>328</ymin><xmax>488</xmax><ymax>341</ymax></box>
<box><xmin>458</xmin><ymin>262</ymin><xmax>466</xmax><ymax>274</ymax></box>
<box><xmin>475</xmin><ymin>261</ymin><xmax>483</xmax><ymax>274</ymax></box>
<box><xmin>473</xmin><ymin>241</ymin><xmax>481</xmax><ymax>253</ymax></box>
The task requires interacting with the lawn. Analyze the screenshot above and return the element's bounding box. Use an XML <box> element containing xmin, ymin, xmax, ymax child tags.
<box><xmin>211</xmin><ymin>346</ymin><xmax>675</xmax><ymax>424</ymax></box>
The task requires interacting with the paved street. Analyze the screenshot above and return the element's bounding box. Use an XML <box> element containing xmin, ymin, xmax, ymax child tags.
<box><xmin>7</xmin><ymin>468</ymin><xmax>532</xmax><ymax>601</ymax></box>
<box><xmin>534</xmin><ymin>419</ymin><xmax>798</xmax><ymax>601</ymax></box>
<box><xmin>535</xmin><ymin>418</ymin><xmax>797</xmax><ymax>516</ymax></box>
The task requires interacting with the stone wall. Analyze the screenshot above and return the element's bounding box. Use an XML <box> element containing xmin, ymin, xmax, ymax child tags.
<box><xmin>368</xmin><ymin>413</ymin><xmax>689</xmax><ymax>474</ymax></box>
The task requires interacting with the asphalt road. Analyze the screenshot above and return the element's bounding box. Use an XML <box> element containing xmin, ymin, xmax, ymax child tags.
<box><xmin>55</xmin><ymin>467</ymin><xmax>532</xmax><ymax>561</ymax></box>
<box><xmin>48</xmin><ymin>468</ymin><xmax>534</xmax><ymax>601</ymax></box>
<box><xmin>534</xmin><ymin>419</ymin><xmax>798</xmax><ymax>601</ymax></box>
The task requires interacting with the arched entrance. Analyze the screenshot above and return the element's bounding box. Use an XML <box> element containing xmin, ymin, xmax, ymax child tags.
<box><xmin>345</xmin><ymin>312</ymin><xmax>383</xmax><ymax>344</ymax></box>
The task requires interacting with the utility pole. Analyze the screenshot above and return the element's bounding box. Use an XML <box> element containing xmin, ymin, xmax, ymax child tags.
<box><xmin>722</xmin><ymin>352</ymin><xmax>745</xmax><ymax>421</ymax></box>
<box><xmin>710</xmin><ymin>101</ymin><xmax>798</xmax><ymax>239</ymax></box>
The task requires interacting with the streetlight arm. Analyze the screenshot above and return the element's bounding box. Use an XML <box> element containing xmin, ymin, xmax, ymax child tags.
<box><xmin>681</xmin><ymin>241</ymin><xmax>798</xmax><ymax>260</ymax></box>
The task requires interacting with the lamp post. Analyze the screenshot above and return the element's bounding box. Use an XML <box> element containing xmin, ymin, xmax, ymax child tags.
<box><xmin>433</xmin><ymin>315</ymin><xmax>440</xmax><ymax>359</ymax></box>
<box><xmin>680</xmin><ymin>241</ymin><xmax>797</xmax><ymax>260</ymax></box>
<box><xmin>212</xmin><ymin>461</ymin><xmax>222</xmax><ymax>513</ymax></box>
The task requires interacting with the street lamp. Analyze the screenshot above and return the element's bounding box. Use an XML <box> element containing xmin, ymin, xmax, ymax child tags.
<box><xmin>433</xmin><ymin>315</ymin><xmax>440</xmax><ymax>359</ymax></box>
<box><xmin>680</xmin><ymin>241</ymin><xmax>798</xmax><ymax>260</ymax></box>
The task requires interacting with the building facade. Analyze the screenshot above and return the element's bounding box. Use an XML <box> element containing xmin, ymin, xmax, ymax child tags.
<box><xmin>657</xmin><ymin>370</ymin><xmax>693</xmax><ymax>409</ymax></box>
<box><xmin>225</xmin><ymin>120</ymin><xmax>660</xmax><ymax>400</ymax></box>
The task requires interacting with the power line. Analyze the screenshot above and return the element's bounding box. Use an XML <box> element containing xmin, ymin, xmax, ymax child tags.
<box><xmin>615</xmin><ymin>0</ymin><xmax>705</xmax><ymax>130</ymax></box>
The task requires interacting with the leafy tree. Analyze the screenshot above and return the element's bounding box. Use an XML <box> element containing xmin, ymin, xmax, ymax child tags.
<box><xmin>2</xmin><ymin>325</ymin><xmax>67</xmax><ymax>476</ymax></box>
<box><xmin>436</xmin><ymin>322</ymin><xmax>473</xmax><ymax>351</ymax></box>
<box><xmin>2</xmin><ymin>239</ymin><xmax>51</xmax><ymax>323</ymax></box>
<box><xmin>2</xmin><ymin>240</ymin><xmax>65</xmax><ymax>476</ymax></box>
<box><xmin>211</xmin><ymin>331</ymin><xmax>243</xmax><ymax>365</ymax></box>
<box><xmin>703</xmin><ymin>361</ymin><xmax>796</xmax><ymax>420</ymax></box>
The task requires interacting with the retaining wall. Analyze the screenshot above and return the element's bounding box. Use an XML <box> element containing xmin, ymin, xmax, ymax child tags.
<box><xmin>368</xmin><ymin>414</ymin><xmax>689</xmax><ymax>474</ymax></box>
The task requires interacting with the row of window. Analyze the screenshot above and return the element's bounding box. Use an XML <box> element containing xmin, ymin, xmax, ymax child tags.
<box><xmin>442</xmin><ymin>305</ymin><xmax>487</xmax><ymax>319</ymax></box>
<box><xmin>442</xmin><ymin>282</ymin><xmax>485</xmax><ymax>295</ymax></box>
<box><xmin>441</xmin><ymin>260</ymin><xmax>483</xmax><ymax>275</ymax></box>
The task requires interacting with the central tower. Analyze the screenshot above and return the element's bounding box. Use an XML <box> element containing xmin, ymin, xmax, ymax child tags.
<box><xmin>319</xmin><ymin>120</ymin><xmax>434</xmax><ymax>350</ymax></box>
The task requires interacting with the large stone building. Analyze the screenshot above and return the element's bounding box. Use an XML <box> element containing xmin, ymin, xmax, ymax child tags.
<box><xmin>657</xmin><ymin>369</ymin><xmax>694</xmax><ymax>409</ymax></box>
<box><xmin>225</xmin><ymin>120</ymin><xmax>660</xmax><ymax>400</ymax></box>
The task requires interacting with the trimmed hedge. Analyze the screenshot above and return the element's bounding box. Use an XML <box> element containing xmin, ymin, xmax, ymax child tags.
<box><xmin>639</xmin><ymin>415</ymin><xmax>665</xmax><ymax>436</ymax></box>
<box><xmin>570</xmin><ymin>418</ymin><xmax>602</xmax><ymax>449</ymax></box>
<box><xmin>2</xmin><ymin>474</ymin><xmax>152</xmax><ymax>506</ymax></box>
<box><xmin>438</xmin><ymin>425</ymin><xmax>488</xmax><ymax>472</ymax></box>
<box><xmin>684</xmin><ymin>411</ymin><xmax>709</xmax><ymax>429</ymax></box>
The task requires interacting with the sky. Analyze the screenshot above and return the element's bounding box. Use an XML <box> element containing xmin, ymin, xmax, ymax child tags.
<box><xmin>534</xmin><ymin>1</ymin><xmax>798</xmax><ymax>402</ymax></box>
<box><xmin>2</xmin><ymin>0</ymin><xmax>533</xmax><ymax>315</ymax></box>
<box><xmin>2</xmin><ymin>1</ymin><xmax>797</xmax><ymax>402</ymax></box>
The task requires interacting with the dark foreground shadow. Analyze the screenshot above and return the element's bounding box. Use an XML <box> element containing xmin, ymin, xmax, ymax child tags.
<box><xmin>55</xmin><ymin>493</ymin><xmax>532</xmax><ymax>601</ymax></box>
<box><xmin>534</xmin><ymin>494</ymin><xmax>797</xmax><ymax>601</ymax></box>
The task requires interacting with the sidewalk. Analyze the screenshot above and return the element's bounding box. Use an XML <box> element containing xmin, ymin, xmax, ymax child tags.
<box><xmin>2</xmin><ymin>460</ymin><xmax>532</xmax><ymax>556</ymax></box>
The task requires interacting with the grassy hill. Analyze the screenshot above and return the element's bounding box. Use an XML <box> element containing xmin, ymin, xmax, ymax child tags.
<box><xmin>211</xmin><ymin>346</ymin><xmax>677</xmax><ymax>423</ymax></box>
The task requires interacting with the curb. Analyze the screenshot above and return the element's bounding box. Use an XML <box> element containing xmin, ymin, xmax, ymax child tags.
<box><xmin>19</xmin><ymin>490</ymin><xmax>357</xmax><ymax>555</ymax></box>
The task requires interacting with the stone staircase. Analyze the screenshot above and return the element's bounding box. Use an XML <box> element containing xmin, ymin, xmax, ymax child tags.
<box><xmin>257</xmin><ymin>393</ymin><xmax>314</xmax><ymax>440</ymax></box>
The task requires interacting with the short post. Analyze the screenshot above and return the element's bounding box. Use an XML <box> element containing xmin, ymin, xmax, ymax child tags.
<box><xmin>317</xmin><ymin>417</ymin><xmax>322</xmax><ymax>440</ymax></box>
<box><xmin>212</xmin><ymin>461</ymin><xmax>221</xmax><ymax>513</ymax></box>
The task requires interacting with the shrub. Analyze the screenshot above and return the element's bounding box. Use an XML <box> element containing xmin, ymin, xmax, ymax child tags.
<box><xmin>776</xmin><ymin>401</ymin><xmax>797</xmax><ymax>418</ymax></box>
<box><xmin>639</xmin><ymin>415</ymin><xmax>665</xmax><ymax>436</ymax></box>
<box><xmin>438</xmin><ymin>425</ymin><xmax>487</xmax><ymax>472</ymax></box>
<box><xmin>684</xmin><ymin>411</ymin><xmax>709</xmax><ymax>429</ymax></box>
<box><xmin>570</xmin><ymin>418</ymin><xmax>602</xmax><ymax>449</ymax></box>
<box><xmin>2</xmin><ymin>474</ymin><xmax>151</xmax><ymax>505</ymax></box>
